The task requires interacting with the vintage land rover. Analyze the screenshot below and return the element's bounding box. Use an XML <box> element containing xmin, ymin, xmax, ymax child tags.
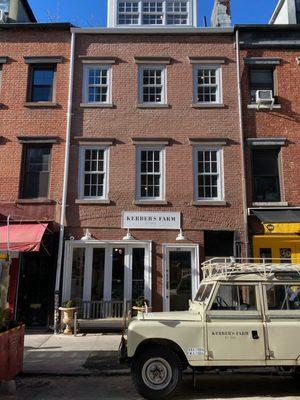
<box><xmin>120</xmin><ymin>258</ymin><xmax>300</xmax><ymax>399</ymax></box>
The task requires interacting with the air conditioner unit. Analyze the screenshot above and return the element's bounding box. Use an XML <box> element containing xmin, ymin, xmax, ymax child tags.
<box><xmin>255</xmin><ymin>90</ymin><xmax>275</xmax><ymax>110</ymax></box>
<box><xmin>0</xmin><ymin>10</ymin><xmax>8</xmax><ymax>23</ymax></box>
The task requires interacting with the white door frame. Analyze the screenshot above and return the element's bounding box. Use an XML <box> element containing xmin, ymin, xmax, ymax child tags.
<box><xmin>162</xmin><ymin>243</ymin><xmax>200</xmax><ymax>311</ymax></box>
<box><xmin>62</xmin><ymin>240</ymin><xmax>152</xmax><ymax>305</ymax></box>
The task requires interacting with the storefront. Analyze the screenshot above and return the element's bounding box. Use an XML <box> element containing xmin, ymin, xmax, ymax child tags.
<box><xmin>250</xmin><ymin>209</ymin><xmax>300</xmax><ymax>263</ymax></box>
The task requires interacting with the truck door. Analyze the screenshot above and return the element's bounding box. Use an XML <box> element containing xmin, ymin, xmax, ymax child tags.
<box><xmin>263</xmin><ymin>282</ymin><xmax>300</xmax><ymax>362</ymax></box>
<box><xmin>206</xmin><ymin>283</ymin><xmax>266</xmax><ymax>362</ymax></box>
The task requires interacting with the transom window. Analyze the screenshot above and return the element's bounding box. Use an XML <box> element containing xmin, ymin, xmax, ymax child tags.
<box><xmin>79</xmin><ymin>147</ymin><xmax>108</xmax><ymax>199</ymax></box>
<box><xmin>83</xmin><ymin>65</ymin><xmax>111</xmax><ymax>104</ymax></box>
<box><xmin>139</xmin><ymin>66</ymin><xmax>166</xmax><ymax>104</ymax></box>
<box><xmin>194</xmin><ymin>148</ymin><xmax>223</xmax><ymax>201</ymax></box>
<box><xmin>194</xmin><ymin>65</ymin><xmax>221</xmax><ymax>104</ymax></box>
<box><xmin>29</xmin><ymin>65</ymin><xmax>55</xmax><ymax>103</ymax></box>
<box><xmin>137</xmin><ymin>148</ymin><xmax>165</xmax><ymax>200</ymax></box>
<box><xmin>117</xmin><ymin>0</ymin><xmax>191</xmax><ymax>25</ymax></box>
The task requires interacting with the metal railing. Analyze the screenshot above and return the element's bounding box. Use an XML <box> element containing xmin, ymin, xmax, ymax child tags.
<box><xmin>75</xmin><ymin>300</ymin><xmax>132</xmax><ymax>319</ymax></box>
<box><xmin>202</xmin><ymin>257</ymin><xmax>300</xmax><ymax>280</ymax></box>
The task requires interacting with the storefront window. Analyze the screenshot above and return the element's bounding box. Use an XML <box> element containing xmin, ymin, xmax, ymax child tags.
<box><xmin>91</xmin><ymin>248</ymin><xmax>105</xmax><ymax>301</ymax></box>
<box><xmin>280</xmin><ymin>248</ymin><xmax>292</xmax><ymax>263</ymax></box>
<box><xmin>260</xmin><ymin>248</ymin><xmax>272</xmax><ymax>262</ymax></box>
<box><xmin>111</xmin><ymin>248</ymin><xmax>125</xmax><ymax>300</ymax></box>
<box><xmin>132</xmin><ymin>248</ymin><xmax>145</xmax><ymax>303</ymax></box>
<box><xmin>70</xmin><ymin>248</ymin><xmax>85</xmax><ymax>302</ymax></box>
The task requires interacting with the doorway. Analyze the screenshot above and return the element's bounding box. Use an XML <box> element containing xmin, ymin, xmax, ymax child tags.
<box><xmin>163</xmin><ymin>245</ymin><xmax>199</xmax><ymax>311</ymax></box>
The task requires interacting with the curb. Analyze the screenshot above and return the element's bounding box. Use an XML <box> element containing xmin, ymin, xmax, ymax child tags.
<box><xmin>20</xmin><ymin>369</ymin><xmax>131</xmax><ymax>378</ymax></box>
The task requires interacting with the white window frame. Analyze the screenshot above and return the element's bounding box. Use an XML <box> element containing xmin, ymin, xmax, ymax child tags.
<box><xmin>118</xmin><ymin>0</ymin><xmax>140</xmax><ymax>25</ymax></box>
<box><xmin>142</xmin><ymin>1</ymin><xmax>164</xmax><ymax>25</ymax></box>
<box><xmin>78</xmin><ymin>146</ymin><xmax>109</xmax><ymax>200</ymax></box>
<box><xmin>115</xmin><ymin>0</ymin><xmax>193</xmax><ymax>26</ymax></box>
<box><xmin>136</xmin><ymin>146</ymin><xmax>166</xmax><ymax>201</ymax></box>
<box><xmin>138</xmin><ymin>65</ymin><xmax>167</xmax><ymax>105</ymax></box>
<box><xmin>83</xmin><ymin>64</ymin><xmax>112</xmax><ymax>104</ymax></box>
<box><xmin>193</xmin><ymin>146</ymin><xmax>224</xmax><ymax>201</ymax></box>
<box><xmin>193</xmin><ymin>64</ymin><xmax>222</xmax><ymax>105</ymax></box>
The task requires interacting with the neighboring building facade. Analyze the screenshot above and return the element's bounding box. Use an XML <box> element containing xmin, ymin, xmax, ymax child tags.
<box><xmin>0</xmin><ymin>23</ymin><xmax>71</xmax><ymax>327</ymax></box>
<box><xmin>270</xmin><ymin>0</ymin><xmax>300</xmax><ymax>24</ymax></box>
<box><xmin>60</xmin><ymin>20</ymin><xmax>247</xmax><ymax>314</ymax></box>
<box><xmin>238</xmin><ymin>24</ymin><xmax>300</xmax><ymax>263</ymax></box>
<box><xmin>0</xmin><ymin>0</ymin><xmax>36</xmax><ymax>23</ymax></box>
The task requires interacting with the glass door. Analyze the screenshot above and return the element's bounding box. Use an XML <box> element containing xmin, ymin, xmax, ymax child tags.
<box><xmin>164</xmin><ymin>247</ymin><xmax>197</xmax><ymax>311</ymax></box>
<box><xmin>111</xmin><ymin>247</ymin><xmax>125</xmax><ymax>300</ymax></box>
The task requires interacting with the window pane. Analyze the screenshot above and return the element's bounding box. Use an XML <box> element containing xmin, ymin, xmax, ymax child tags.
<box><xmin>70</xmin><ymin>248</ymin><xmax>85</xmax><ymax>302</ymax></box>
<box><xmin>260</xmin><ymin>248</ymin><xmax>272</xmax><ymax>262</ymax></box>
<box><xmin>87</xmin><ymin>67</ymin><xmax>109</xmax><ymax>103</ymax></box>
<box><xmin>250</xmin><ymin>69</ymin><xmax>273</xmax><ymax>85</ymax></box>
<box><xmin>211</xmin><ymin>285</ymin><xmax>257</xmax><ymax>311</ymax></box>
<box><xmin>140</xmin><ymin>149</ymin><xmax>161</xmax><ymax>198</ymax></box>
<box><xmin>82</xmin><ymin>148</ymin><xmax>105</xmax><ymax>198</ymax></box>
<box><xmin>142</xmin><ymin>68</ymin><xmax>164</xmax><ymax>103</ymax></box>
<box><xmin>197</xmin><ymin>150</ymin><xmax>219</xmax><ymax>200</ymax></box>
<box><xmin>111</xmin><ymin>248</ymin><xmax>125</xmax><ymax>300</ymax></box>
<box><xmin>91</xmin><ymin>248</ymin><xmax>105</xmax><ymax>301</ymax></box>
<box><xmin>22</xmin><ymin>146</ymin><xmax>51</xmax><ymax>198</ymax></box>
<box><xmin>30</xmin><ymin>67</ymin><xmax>54</xmax><ymax>102</ymax></box>
<box><xmin>132</xmin><ymin>248</ymin><xmax>145</xmax><ymax>303</ymax></box>
<box><xmin>196</xmin><ymin>67</ymin><xmax>219</xmax><ymax>103</ymax></box>
<box><xmin>266</xmin><ymin>284</ymin><xmax>300</xmax><ymax>310</ymax></box>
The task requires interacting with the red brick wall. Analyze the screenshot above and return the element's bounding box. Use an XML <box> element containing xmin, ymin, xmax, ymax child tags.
<box><xmin>241</xmin><ymin>48</ymin><xmax>300</xmax><ymax>207</ymax></box>
<box><xmin>0</xmin><ymin>28</ymin><xmax>71</xmax><ymax>222</ymax></box>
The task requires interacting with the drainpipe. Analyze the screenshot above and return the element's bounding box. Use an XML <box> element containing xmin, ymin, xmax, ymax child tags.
<box><xmin>54</xmin><ymin>30</ymin><xmax>76</xmax><ymax>334</ymax></box>
<box><xmin>235</xmin><ymin>28</ymin><xmax>249</xmax><ymax>259</ymax></box>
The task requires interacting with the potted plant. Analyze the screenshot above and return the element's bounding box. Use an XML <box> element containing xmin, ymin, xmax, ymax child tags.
<box><xmin>132</xmin><ymin>297</ymin><xmax>150</xmax><ymax>316</ymax></box>
<box><xmin>0</xmin><ymin>306</ymin><xmax>25</xmax><ymax>382</ymax></box>
<box><xmin>59</xmin><ymin>300</ymin><xmax>77</xmax><ymax>335</ymax></box>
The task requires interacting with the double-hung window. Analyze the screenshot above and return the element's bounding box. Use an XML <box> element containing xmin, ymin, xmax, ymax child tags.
<box><xmin>118</xmin><ymin>1</ymin><xmax>139</xmax><ymax>24</ymax></box>
<box><xmin>21</xmin><ymin>145</ymin><xmax>51</xmax><ymax>199</ymax></box>
<box><xmin>166</xmin><ymin>0</ymin><xmax>189</xmax><ymax>25</ymax></box>
<box><xmin>136</xmin><ymin>147</ymin><xmax>165</xmax><ymax>200</ymax></box>
<box><xmin>249</xmin><ymin>68</ymin><xmax>274</xmax><ymax>104</ymax></box>
<box><xmin>79</xmin><ymin>147</ymin><xmax>109</xmax><ymax>200</ymax></box>
<box><xmin>139</xmin><ymin>65</ymin><xmax>166</xmax><ymax>104</ymax></box>
<box><xmin>29</xmin><ymin>65</ymin><xmax>56</xmax><ymax>103</ymax></box>
<box><xmin>83</xmin><ymin>65</ymin><xmax>111</xmax><ymax>104</ymax></box>
<box><xmin>194</xmin><ymin>148</ymin><xmax>223</xmax><ymax>201</ymax></box>
<box><xmin>194</xmin><ymin>65</ymin><xmax>221</xmax><ymax>104</ymax></box>
<box><xmin>142</xmin><ymin>1</ymin><xmax>163</xmax><ymax>24</ymax></box>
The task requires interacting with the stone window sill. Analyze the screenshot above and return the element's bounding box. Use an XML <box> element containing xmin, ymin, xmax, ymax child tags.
<box><xmin>191</xmin><ymin>200</ymin><xmax>227</xmax><ymax>206</ymax></box>
<box><xmin>137</xmin><ymin>103</ymin><xmax>170</xmax><ymax>109</ymax></box>
<box><xmin>75</xmin><ymin>199</ymin><xmax>111</xmax><ymax>205</ymax></box>
<box><xmin>80</xmin><ymin>103</ymin><xmax>114</xmax><ymax>108</ymax></box>
<box><xmin>191</xmin><ymin>103</ymin><xmax>225</xmax><ymax>109</ymax></box>
<box><xmin>24</xmin><ymin>102</ymin><xmax>59</xmax><ymax>108</ymax></box>
<box><xmin>133</xmin><ymin>200</ymin><xmax>168</xmax><ymax>206</ymax></box>
<box><xmin>16</xmin><ymin>198</ymin><xmax>55</xmax><ymax>204</ymax></box>
<box><xmin>247</xmin><ymin>104</ymin><xmax>282</xmax><ymax>110</ymax></box>
<box><xmin>252</xmin><ymin>202</ymin><xmax>288</xmax><ymax>207</ymax></box>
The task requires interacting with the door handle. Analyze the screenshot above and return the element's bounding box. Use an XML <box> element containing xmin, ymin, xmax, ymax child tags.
<box><xmin>252</xmin><ymin>330</ymin><xmax>259</xmax><ymax>340</ymax></box>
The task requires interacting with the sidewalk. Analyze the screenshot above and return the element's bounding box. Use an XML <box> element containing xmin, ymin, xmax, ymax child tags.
<box><xmin>23</xmin><ymin>333</ymin><xmax>129</xmax><ymax>376</ymax></box>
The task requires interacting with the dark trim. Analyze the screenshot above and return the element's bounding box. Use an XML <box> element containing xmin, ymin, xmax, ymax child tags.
<box><xmin>24</xmin><ymin>56</ymin><xmax>63</xmax><ymax>64</ymax></box>
<box><xmin>0</xmin><ymin>57</ymin><xmax>8</xmax><ymax>64</ymax></box>
<box><xmin>131</xmin><ymin>137</ymin><xmax>171</xmax><ymax>145</ymax></box>
<box><xmin>244</xmin><ymin>57</ymin><xmax>281</xmax><ymax>65</ymax></box>
<box><xmin>134</xmin><ymin>56</ymin><xmax>171</xmax><ymax>64</ymax></box>
<box><xmin>0</xmin><ymin>23</ymin><xmax>73</xmax><ymax>30</ymax></box>
<box><xmin>247</xmin><ymin>138</ymin><xmax>287</xmax><ymax>147</ymax></box>
<box><xmin>188</xmin><ymin>137</ymin><xmax>229</xmax><ymax>146</ymax></box>
<box><xmin>17</xmin><ymin>136</ymin><xmax>59</xmax><ymax>144</ymax></box>
<box><xmin>20</xmin><ymin>0</ymin><xmax>37</xmax><ymax>23</ymax></box>
<box><xmin>74</xmin><ymin>137</ymin><xmax>115</xmax><ymax>145</ymax></box>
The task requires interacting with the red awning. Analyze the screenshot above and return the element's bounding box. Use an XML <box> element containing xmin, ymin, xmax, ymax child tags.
<box><xmin>0</xmin><ymin>223</ymin><xmax>48</xmax><ymax>252</ymax></box>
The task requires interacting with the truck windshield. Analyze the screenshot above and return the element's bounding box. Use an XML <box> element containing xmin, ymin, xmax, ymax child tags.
<box><xmin>195</xmin><ymin>284</ymin><xmax>213</xmax><ymax>303</ymax></box>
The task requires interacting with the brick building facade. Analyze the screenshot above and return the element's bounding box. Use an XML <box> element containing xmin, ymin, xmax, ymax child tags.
<box><xmin>60</xmin><ymin>27</ymin><xmax>246</xmax><ymax>314</ymax></box>
<box><xmin>0</xmin><ymin>23</ymin><xmax>71</xmax><ymax>327</ymax></box>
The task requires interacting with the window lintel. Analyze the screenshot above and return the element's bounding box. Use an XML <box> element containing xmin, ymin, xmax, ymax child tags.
<box><xmin>0</xmin><ymin>57</ymin><xmax>8</xmax><ymax>64</ymax></box>
<box><xmin>74</xmin><ymin>137</ymin><xmax>115</xmax><ymax>146</ymax></box>
<box><xmin>244</xmin><ymin>57</ymin><xmax>281</xmax><ymax>66</ymax></box>
<box><xmin>189</xmin><ymin>56</ymin><xmax>226</xmax><ymax>64</ymax></box>
<box><xmin>24</xmin><ymin>56</ymin><xmax>63</xmax><ymax>64</ymax></box>
<box><xmin>79</xmin><ymin>56</ymin><xmax>117</xmax><ymax>64</ymax></box>
<box><xmin>189</xmin><ymin>137</ymin><xmax>228</xmax><ymax>146</ymax></box>
<box><xmin>247</xmin><ymin>138</ymin><xmax>287</xmax><ymax>147</ymax></box>
<box><xmin>17</xmin><ymin>136</ymin><xmax>59</xmax><ymax>144</ymax></box>
<box><xmin>132</xmin><ymin>137</ymin><xmax>171</xmax><ymax>146</ymax></box>
<box><xmin>134</xmin><ymin>56</ymin><xmax>171</xmax><ymax>65</ymax></box>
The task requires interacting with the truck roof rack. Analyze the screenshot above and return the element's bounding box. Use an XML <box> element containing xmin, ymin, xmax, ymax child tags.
<box><xmin>201</xmin><ymin>258</ymin><xmax>300</xmax><ymax>280</ymax></box>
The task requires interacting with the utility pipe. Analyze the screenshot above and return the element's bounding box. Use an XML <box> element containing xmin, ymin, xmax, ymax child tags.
<box><xmin>54</xmin><ymin>31</ymin><xmax>76</xmax><ymax>334</ymax></box>
<box><xmin>235</xmin><ymin>28</ymin><xmax>249</xmax><ymax>259</ymax></box>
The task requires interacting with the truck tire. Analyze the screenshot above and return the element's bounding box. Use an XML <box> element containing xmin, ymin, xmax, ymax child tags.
<box><xmin>131</xmin><ymin>344</ymin><xmax>182</xmax><ymax>400</ymax></box>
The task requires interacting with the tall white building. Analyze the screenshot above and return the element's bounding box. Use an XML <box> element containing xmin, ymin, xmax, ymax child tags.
<box><xmin>270</xmin><ymin>0</ymin><xmax>300</xmax><ymax>24</ymax></box>
<box><xmin>107</xmin><ymin>0</ymin><xmax>198</xmax><ymax>28</ymax></box>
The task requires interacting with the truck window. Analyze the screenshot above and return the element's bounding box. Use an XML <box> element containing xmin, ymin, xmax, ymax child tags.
<box><xmin>211</xmin><ymin>284</ymin><xmax>257</xmax><ymax>311</ymax></box>
<box><xmin>266</xmin><ymin>284</ymin><xmax>300</xmax><ymax>311</ymax></box>
<box><xmin>195</xmin><ymin>284</ymin><xmax>213</xmax><ymax>303</ymax></box>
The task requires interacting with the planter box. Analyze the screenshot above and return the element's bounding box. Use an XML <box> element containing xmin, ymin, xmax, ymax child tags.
<box><xmin>0</xmin><ymin>325</ymin><xmax>25</xmax><ymax>382</ymax></box>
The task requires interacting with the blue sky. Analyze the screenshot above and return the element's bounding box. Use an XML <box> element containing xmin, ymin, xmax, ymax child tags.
<box><xmin>29</xmin><ymin>0</ymin><xmax>279</xmax><ymax>27</ymax></box>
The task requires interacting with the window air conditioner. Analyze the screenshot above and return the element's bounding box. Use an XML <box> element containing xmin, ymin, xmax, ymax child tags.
<box><xmin>0</xmin><ymin>10</ymin><xmax>8</xmax><ymax>23</ymax></box>
<box><xmin>255</xmin><ymin>90</ymin><xmax>275</xmax><ymax>110</ymax></box>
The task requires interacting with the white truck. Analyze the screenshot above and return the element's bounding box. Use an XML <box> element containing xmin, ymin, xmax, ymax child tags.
<box><xmin>120</xmin><ymin>258</ymin><xmax>300</xmax><ymax>399</ymax></box>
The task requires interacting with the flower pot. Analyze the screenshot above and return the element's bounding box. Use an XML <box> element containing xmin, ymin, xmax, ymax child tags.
<box><xmin>59</xmin><ymin>307</ymin><xmax>76</xmax><ymax>335</ymax></box>
<box><xmin>0</xmin><ymin>324</ymin><xmax>25</xmax><ymax>382</ymax></box>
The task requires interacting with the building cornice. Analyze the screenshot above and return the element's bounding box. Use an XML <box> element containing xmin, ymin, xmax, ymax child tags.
<box><xmin>71</xmin><ymin>27</ymin><xmax>234</xmax><ymax>35</ymax></box>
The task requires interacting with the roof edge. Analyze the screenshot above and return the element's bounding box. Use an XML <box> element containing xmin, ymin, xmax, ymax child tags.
<box><xmin>0</xmin><ymin>22</ymin><xmax>73</xmax><ymax>30</ymax></box>
<box><xmin>71</xmin><ymin>27</ymin><xmax>234</xmax><ymax>35</ymax></box>
<box><xmin>269</xmin><ymin>0</ymin><xmax>285</xmax><ymax>24</ymax></box>
<box><xmin>21</xmin><ymin>0</ymin><xmax>37</xmax><ymax>23</ymax></box>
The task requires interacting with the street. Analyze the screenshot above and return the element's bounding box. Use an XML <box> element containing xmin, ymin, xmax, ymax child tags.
<box><xmin>2</xmin><ymin>373</ymin><xmax>300</xmax><ymax>400</ymax></box>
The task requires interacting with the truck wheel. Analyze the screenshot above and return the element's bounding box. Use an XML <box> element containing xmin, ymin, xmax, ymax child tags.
<box><xmin>132</xmin><ymin>345</ymin><xmax>182</xmax><ymax>400</ymax></box>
